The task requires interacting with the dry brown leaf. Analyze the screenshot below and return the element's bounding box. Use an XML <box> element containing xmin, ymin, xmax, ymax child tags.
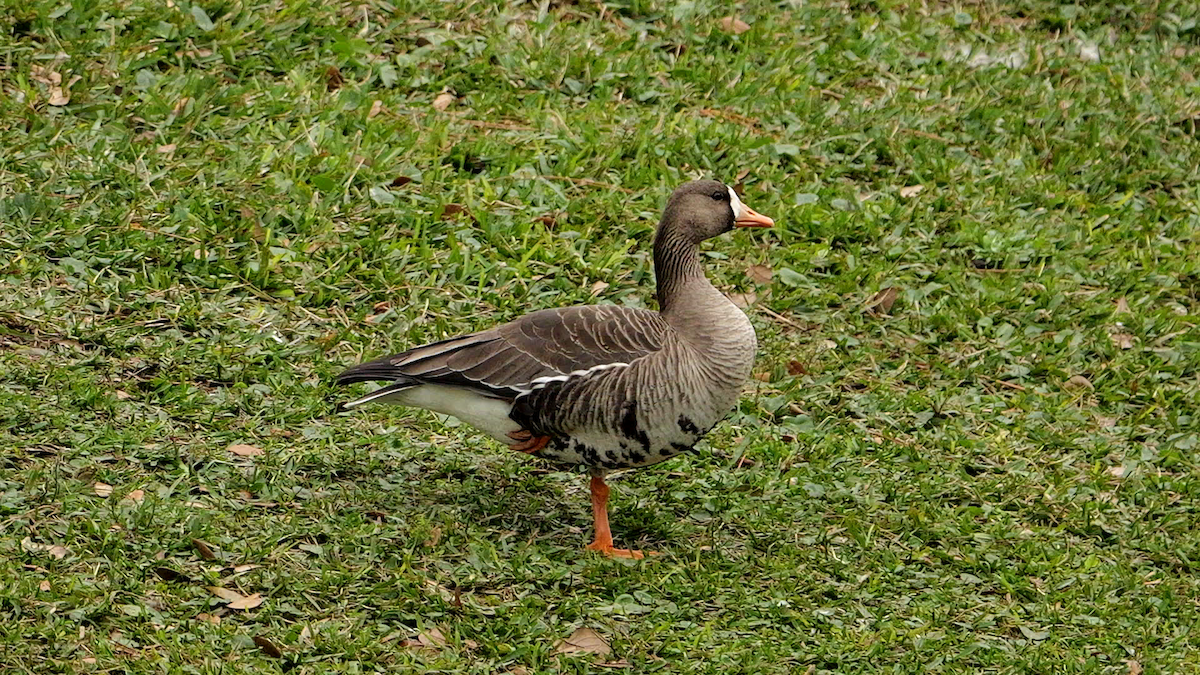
<box><xmin>191</xmin><ymin>538</ymin><xmax>217</xmax><ymax>560</ymax></box>
<box><xmin>728</xmin><ymin>291</ymin><xmax>756</xmax><ymax>308</ymax></box>
<box><xmin>440</xmin><ymin>203</ymin><xmax>472</xmax><ymax>220</ymax></box>
<box><xmin>1127</xmin><ymin>660</ymin><xmax>1143</xmax><ymax>675</ymax></box>
<box><xmin>1107</xmin><ymin>465</ymin><xmax>1126</xmax><ymax>478</ymax></box>
<box><xmin>196</xmin><ymin>613</ymin><xmax>221</xmax><ymax>625</ymax></box>
<box><xmin>171</xmin><ymin>97</ymin><xmax>191</xmax><ymax>116</ymax></box>
<box><xmin>253</xmin><ymin>635</ymin><xmax>283</xmax><ymax>658</ymax></box>
<box><xmin>1114</xmin><ymin>296</ymin><xmax>1131</xmax><ymax>315</ymax></box>
<box><xmin>152</xmin><ymin>566</ymin><xmax>189</xmax><ymax>582</ymax></box>
<box><xmin>228</xmin><ymin>444</ymin><xmax>264</xmax><ymax>457</ymax></box>
<box><xmin>391</xmin><ymin>176</ymin><xmax>413</xmax><ymax>188</ymax></box>
<box><xmin>325</xmin><ymin>66</ymin><xmax>344</xmax><ymax>91</ymax></box>
<box><xmin>1065</xmin><ymin>375</ymin><xmax>1094</xmax><ymax>390</ymax></box>
<box><xmin>209</xmin><ymin>586</ymin><xmax>244</xmax><ymax>603</ymax></box>
<box><xmin>229</xmin><ymin>593</ymin><xmax>264</xmax><ymax>610</ymax></box>
<box><xmin>31</xmin><ymin>64</ymin><xmax>60</xmax><ymax>85</ymax></box>
<box><xmin>786</xmin><ymin>360</ymin><xmax>807</xmax><ymax>376</ymax></box>
<box><xmin>94</xmin><ymin>482</ymin><xmax>113</xmax><ymax>497</ymax></box>
<box><xmin>590</xmin><ymin>280</ymin><xmax>610</xmax><ymax>296</ymax></box>
<box><xmin>422</xmin><ymin>526</ymin><xmax>443</xmax><ymax>548</ymax></box>
<box><xmin>419</xmin><ymin>627</ymin><xmax>447</xmax><ymax>648</ymax></box>
<box><xmin>368</xmin><ymin>99</ymin><xmax>383</xmax><ymax>118</ymax></box>
<box><xmin>48</xmin><ymin>88</ymin><xmax>70</xmax><ymax>106</ymax></box>
<box><xmin>865</xmin><ymin>287</ymin><xmax>899</xmax><ymax>315</ymax></box>
<box><xmin>899</xmin><ymin>184</ymin><xmax>924</xmax><ymax>198</ymax></box>
<box><xmin>157</xmin><ymin>144</ymin><xmax>176</xmax><ymax>154</ymax></box>
<box><xmin>718</xmin><ymin>16</ymin><xmax>751</xmax><ymax>35</ymax></box>
<box><xmin>433</xmin><ymin>92</ymin><xmax>455</xmax><ymax>111</ymax></box>
<box><xmin>21</xmin><ymin>538</ymin><xmax>68</xmax><ymax>559</ymax></box>
<box><xmin>124</xmin><ymin>489</ymin><xmax>145</xmax><ymax>504</ymax></box>
<box><xmin>81</xmin><ymin>657</ymin><xmax>97</xmax><ymax>665</ymax></box>
<box><xmin>1110</xmin><ymin>332</ymin><xmax>1135</xmax><ymax>349</ymax></box>
<box><xmin>232</xmin><ymin>563</ymin><xmax>261</xmax><ymax>574</ymax></box>
<box><xmin>746</xmin><ymin>264</ymin><xmax>772</xmax><ymax>285</ymax></box>
<box><xmin>39</xmin><ymin>580</ymin><xmax>51</xmax><ymax>592</ymax></box>
<box><xmin>555</xmin><ymin>627</ymin><xmax>612</xmax><ymax>656</ymax></box>
<box><xmin>114</xmin><ymin>390</ymin><xmax>132</xmax><ymax>400</ymax></box>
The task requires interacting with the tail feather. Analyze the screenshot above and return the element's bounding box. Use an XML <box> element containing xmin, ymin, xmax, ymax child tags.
<box><xmin>338</xmin><ymin>381</ymin><xmax>418</xmax><ymax>411</ymax></box>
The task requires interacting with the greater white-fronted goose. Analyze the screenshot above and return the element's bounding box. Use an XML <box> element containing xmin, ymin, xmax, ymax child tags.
<box><xmin>336</xmin><ymin>180</ymin><xmax>773</xmax><ymax>558</ymax></box>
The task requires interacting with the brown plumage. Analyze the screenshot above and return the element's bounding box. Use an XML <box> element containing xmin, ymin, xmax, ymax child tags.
<box><xmin>336</xmin><ymin>179</ymin><xmax>773</xmax><ymax>557</ymax></box>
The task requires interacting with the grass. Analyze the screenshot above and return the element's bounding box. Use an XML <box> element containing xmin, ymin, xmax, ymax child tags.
<box><xmin>2</xmin><ymin>0</ymin><xmax>1200</xmax><ymax>672</ymax></box>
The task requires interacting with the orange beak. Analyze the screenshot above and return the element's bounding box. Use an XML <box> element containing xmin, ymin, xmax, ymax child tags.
<box><xmin>735</xmin><ymin>205</ymin><xmax>774</xmax><ymax>228</ymax></box>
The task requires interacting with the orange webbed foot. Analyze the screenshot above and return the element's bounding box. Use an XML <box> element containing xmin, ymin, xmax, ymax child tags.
<box><xmin>507</xmin><ymin>430</ymin><xmax>550</xmax><ymax>454</ymax></box>
<box><xmin>585</xmin><ymin>540</ymin><xmax>654</xmax><ymax>559</ymax></box>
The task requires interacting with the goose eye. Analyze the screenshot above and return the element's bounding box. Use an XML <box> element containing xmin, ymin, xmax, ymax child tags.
<box><xmin>711</xmin><ymin>190</ymin><xmax>729</xmax><ymax>201</ymax></box>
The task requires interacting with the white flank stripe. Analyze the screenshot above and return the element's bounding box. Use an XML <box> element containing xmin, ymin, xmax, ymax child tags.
<box><xmin>525</xmin><ymin>361</ymin><xmax>630</xmax><ymax>392</ymax></box>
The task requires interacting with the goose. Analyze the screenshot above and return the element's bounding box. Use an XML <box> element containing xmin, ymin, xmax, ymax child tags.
<box><xmin>336</xmin><ymin>180</ymin><xmax>773</xmax><ymax>558</ymax></box>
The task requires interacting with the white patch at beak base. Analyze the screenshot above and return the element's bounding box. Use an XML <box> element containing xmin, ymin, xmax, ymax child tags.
<box><xmin>728</xmin><ymin>186</ymin><xmax>746</xmax><ymax>220</ymax></box>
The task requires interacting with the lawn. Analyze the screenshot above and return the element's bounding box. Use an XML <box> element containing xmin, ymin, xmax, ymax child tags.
<box><xmin>2</xmin><ymin>0</ymin><xmax>1200</xmax><ymax>672</ymax></box>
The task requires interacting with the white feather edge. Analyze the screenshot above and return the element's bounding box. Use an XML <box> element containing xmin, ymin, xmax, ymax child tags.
<box><xmin>342</xmin><ymin>361</ymin><xmax>632</xmax><ymax>443</ymax></box>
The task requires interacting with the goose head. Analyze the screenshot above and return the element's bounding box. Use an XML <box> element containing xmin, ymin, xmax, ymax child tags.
<box><xmin>658</xmin><ymin>179</ymin><xmax>774</xmax><ymax>243</ymax></box>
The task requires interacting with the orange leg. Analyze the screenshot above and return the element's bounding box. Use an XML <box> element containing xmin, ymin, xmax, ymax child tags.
<box><xmin>507</xmin><ymin>430</ymin><xmax>549</xmax><ymax>454</ymax></box>
<box><xmin>584</xmin><ymin>473</ymin><xmax>649</xmax><ymax>559</ymax></box>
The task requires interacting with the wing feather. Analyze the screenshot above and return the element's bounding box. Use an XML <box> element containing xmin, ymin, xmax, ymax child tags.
<box><xmin>335</xmin><ymin>305</ymin><xmax>669</xmax><ymax>400</ymax></box>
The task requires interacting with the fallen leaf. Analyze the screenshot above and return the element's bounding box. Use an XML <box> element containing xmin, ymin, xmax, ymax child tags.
<box><xmin>171</xmin><ymin>97</ymin><xmax>191</xmax><ymax>116</ymax></box>
<box><xmin>535</xmin><ymin>212</ymin><xmax>560</xmax><ymax>228</ymax></box>
<box><xmin>1108</xmin><ymin>465</ymin><xmax>1126</xmax><ymax>478</ymax></box>
<box><xmin>39</xmin><ymin>580</ymin><xmax>51</xmax><ymax>592</ymax></box>
<box><xmin>228</xmin><ymin>443</ymin><xmax>264</xmax><ymax>457</ymax></box>
<box><xmin>440</xmin><ymin>203</ymin><xmax>472</xmax><ymax>220</ymax></box>
<box><xmin>191</xmin><ymin>538</ymin><xmax>217</xmax><ymax>560</ymax></box>
<box><xmin>253</xmin><ymin>635</ymin><xmax>283</xmax><ymax>658</ymax></box>
<box><xmin>432</xmin><ymin>92</ymin><xmax>455</xmax><ymax>111</ymax></box>
<box><xmin>157</xmin><ymin>144</ymin><xmax>176</xmax><ymax>154</ymax></box>
<box><xmin>718</xmin><ymin>16</ymin><xmax>751</xmax><ymax>35</ymax></box>
<box><xmin>153</xmin><ymin>566</ymin><xmax>189</xmax><ymax>582</ymax></box>
<box><xmin>598</xmin><ymin>660</ymin><xmax>633</xmax><ymax>668</ymax></box>
<box><xmin>232</xmin><ymin>564</ymin><xmax>260</xmax><ymax>574</ymax></box>
<box><xmin>94</xmin><ymin>482</ymin><xmax>113</xmax><ymax>497</ymax></box>
<box><xmin>31</xmin><ymin>64</ymin><xmax>60</xmax><ymax>85</ymax></box>
<box><xmin>555</xmin><ymin>627</ymin><xmax>612</xmax><ymax>656</ymax></box>
<box><xmin>325</xmin><ymin>66</ymin><xmax>343</xmax><ymax>91</ymax></box>
<box><xmin>899</xmin><ymin>184</ymin><xmax>924</xmax><ymax>198</ymax></box>
<box><xmin>422</xmin><ymin>527</ymin><xmax>443</xmax><ymax>548</ymax></box>
<box><xmin>209</xmin><ymin>586</ymin><xmax>244</xmax><ymax>602</ymax></box>
<box><xmin>368</xmin><ymin>99</ymin><xmax>383</xmax><ymax>118</ymax></box>
<box><xmin>1064</xmin><ymin>375</ymin><xmax>1094</xmax><ymax>390</ymax></box>
<box><xmin>418</xmin><ymin>626</ymin><xmax>447</xmax><ymax>649</ymax></box>
<box><xmin>21</xmin><ymin>538</ymin><xmax>68</xmax><ymax>559</ymax></box>
<box><xmin>196</xmin><ymin>613</ymin><xmax>221</xmax><ymax>625</ymax></box>
<box><xmin>81</xmin><ymin>658</ymin><xmax>97</xmax><ymax>665</ymax></box>
<box><xmin>1110</xmin><ymin>332</ymin><xmax>1135</xmax><ymax>349</ymax></box>
<box><xmin>865</xmin><ymin>287</ymin><xmax>899</xmax><ymax>315</ymax></box>
<box><xmin>228</xmin><ymin>593</ymin><xmax>264</xmax><ymax>610</ymax></box>
<box><xmin>589</xmin><ymin>281</ymin><xmax>609</xmax><ymax>296</ymax></box>
<box><xmin>391</xmin><ymin>176</ymin><xmax>413</xmax><ymax>187</ymax></box>
<box><xmin>1114</xmin><ymin>297</ymin><xmax>1131</xmax><ymax>315</ymax></box>
<box><xmin>787</xmin><ymin>360</ymin><xmax>807</xmax><ymax>375</ymax></box>
<box><xmin>48</xmin><ymin>88</ymin><xmax>70</xmax><ymax>106</ymax></box>
<box><xmin>727</xmin><ymin>291</ymin><xmax>756</xmax><ymax>308</ymax></box>
<box><xmin>746</xmin><ymin>264</ymin><xmax>772</xmax><ymax>285</ymax></box>
<box><xmin>1127</xmin><ymin>660</ymin><xmax>1143</xmax><ymax>675</ymax></box>
<box><xmin>124</xmin><ymin>489</ymin><xmax>145</xmax><ymax>504</ymax></box>
<box><xmin>114</xmin><ymin>390</ymin><xmax>132</xmax><ymax>400</ymax></box>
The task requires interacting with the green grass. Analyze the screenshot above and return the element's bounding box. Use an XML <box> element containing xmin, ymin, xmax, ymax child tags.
<box><xmin>3</xmin><ymin>0</ymin><xmax>1200</xmax><ymax>672</ymax></box>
